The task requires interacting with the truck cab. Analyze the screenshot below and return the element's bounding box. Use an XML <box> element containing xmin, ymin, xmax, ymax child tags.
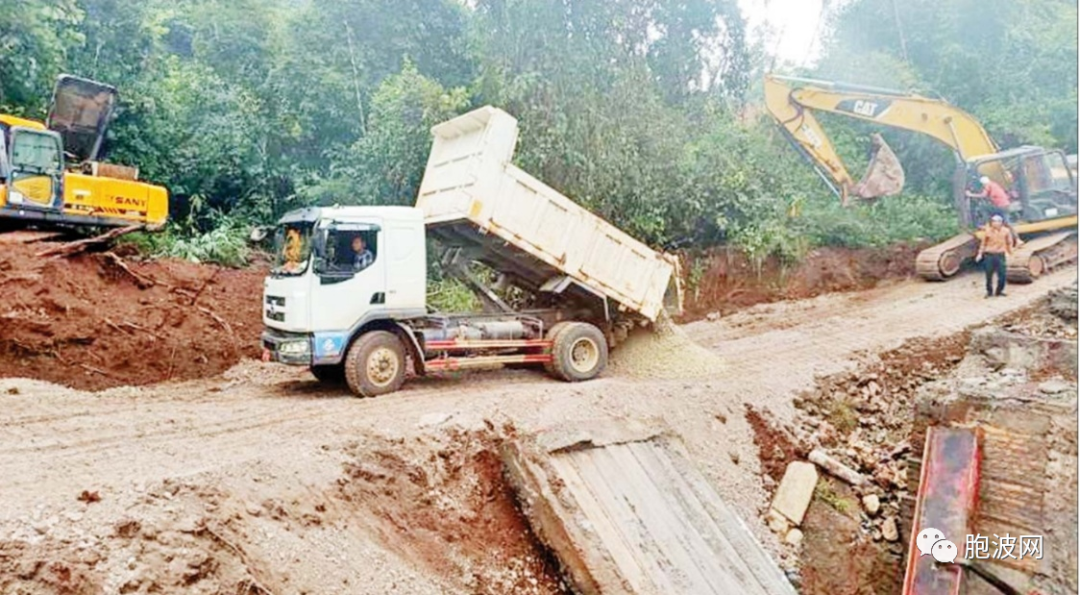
<box><xmin>261</xmin><ymin>206</ymin><xmax>428</xmax><ymax>367</ymax></box>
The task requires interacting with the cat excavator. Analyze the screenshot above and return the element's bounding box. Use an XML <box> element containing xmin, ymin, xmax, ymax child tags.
<box><xmin>764</xmin><ymin>74</ymin><xmax>1078</xmax><ymax>283</ymax></box>
<box><xmin>0</xmin><ymin>75</ymin><xmax>168</xmax><ymax>231</ymax></box>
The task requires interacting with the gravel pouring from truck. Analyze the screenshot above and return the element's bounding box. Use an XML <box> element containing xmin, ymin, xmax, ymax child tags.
<box><xmin>261</xmin><ymin>106</ymin><xmax>684</xmax><ymax>398</ymax></box>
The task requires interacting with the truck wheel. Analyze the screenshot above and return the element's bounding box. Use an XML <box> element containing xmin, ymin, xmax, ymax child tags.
<box><xmin>548</xmin><ymin>322</ymin><xmax>608</xmax><ymax>382</ymax></box>
<box><xmin>344</xmin><ymin>331</ymin><xmax>406</xmax><ymax>397</ymax></box>
<box><xmin>310</xmin><ymin>364</ymin><xmax>345</xmax><ymax>384</ymax></box>
<box><xmin>542</xmin><ymin>322</ymin><xmax>573</xmax><ymax>376</ymax></box>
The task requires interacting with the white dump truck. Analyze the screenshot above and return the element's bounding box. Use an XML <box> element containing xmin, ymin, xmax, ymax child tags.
<box><xmin>261</xmin><ymin>106</ymin><xmax>683</xmax><ymax>397</ymax></box>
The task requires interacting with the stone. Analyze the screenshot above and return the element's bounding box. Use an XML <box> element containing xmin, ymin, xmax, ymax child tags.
<box><xmin>784</xmin><ymin>528</ymin><xmax>804</xmax><ymax>546</ymax></box>
<box><xmin>1038</xmin><ymin>379</ymin><xmax>1072</xmax><ymax>395</ymax></box>
<box><xmin>882</xmin><ymin>517</ymin><xmax>899</xmax><ymax>542</ymax></box>
<box><xmin>770</xmin><ymin>461</ymin><xmax>818</xmax><ymax>526</ymax></box>
<box><xmin>862</xmin><ymin>494</ymin><xmax>881</xmax><ymax>516</ymax></box>
<box><xmin>729</xmin><ymin>451</ymin><xmax>740</xmax><ymax>465</ymax></box>
<box><xmin>246</xmin><ymin>503</ymin><xmax>262</xmax><ymax>517</ymax></box>
<box><xmin>706</xmin><ymin>312</ymin><xmax>721</xmax><ymax>322</ymax></box>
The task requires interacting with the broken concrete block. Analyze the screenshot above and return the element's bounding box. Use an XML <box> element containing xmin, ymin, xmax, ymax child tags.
<box><xmin>784</xmin><ymin>528</ymin><xmax>804</xmax><ymax>547</ymax></box>
<box><xmin>770</xmin><ymin>461</ymin><xmax>818</xmax><ymax>526</ymax></box>
<box><xmin>503</xmin><ymin>420</ymin><xmax>799</xmax><ymax>595</ymax></box>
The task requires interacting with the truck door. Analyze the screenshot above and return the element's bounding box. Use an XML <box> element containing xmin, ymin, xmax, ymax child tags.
<box><xmin>5</xmin><ymin>127</ymin><xmax>63</xmax><ymax>210</ymax></box>
<box><xmin>309</xmin><ymin>220</ymin><xmax>386</xmax><ymax>333</ymax></box>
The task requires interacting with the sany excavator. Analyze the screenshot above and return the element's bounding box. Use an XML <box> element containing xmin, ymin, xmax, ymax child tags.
<box><xmin>0</xmin><ymin>75</ymin><xmax>168</xmax><ymax>230</ymax></box>
<box><xmin>764</xmin><ymin>74</ymin><xmax>1078</xmax><ymax>283</ymax></box>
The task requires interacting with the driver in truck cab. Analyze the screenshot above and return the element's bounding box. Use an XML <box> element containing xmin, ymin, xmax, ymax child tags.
<box><xmin>351</xmin><ymin>235</ymin><xmax>374</xmax><ymax>271</ymax></box>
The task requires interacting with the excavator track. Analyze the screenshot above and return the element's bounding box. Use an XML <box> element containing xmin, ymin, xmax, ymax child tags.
<box><xmin>916</xmin><ymin>233</ymin><xmax>980</xmax><ymax>281</ymax></box>
<box><xmin>1005</xmin><ymin>231</ymin><xmax>1078</xmax><ymax>284</ymax></box>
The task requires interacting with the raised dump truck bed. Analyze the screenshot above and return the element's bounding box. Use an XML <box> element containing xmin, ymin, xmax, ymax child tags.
<box><xmin>416</xmin><ymin>106</ymin><xmax>682</xmax><ymax>322</ymax></box>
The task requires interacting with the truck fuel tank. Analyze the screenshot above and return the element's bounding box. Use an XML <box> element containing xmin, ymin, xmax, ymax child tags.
<box><xmin>420</xmin><ymin>320</ymin><xmax>527</xmax><ymax>343</ymax></box>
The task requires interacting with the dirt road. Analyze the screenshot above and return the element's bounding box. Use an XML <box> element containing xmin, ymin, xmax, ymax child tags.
<box><xmin>0</xmin><ymin>267</ymin><xmax>1074</xmax><ymax>594</ymax></box>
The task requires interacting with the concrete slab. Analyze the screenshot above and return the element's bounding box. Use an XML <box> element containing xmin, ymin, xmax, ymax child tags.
<box><xmin>502</xmin><ymin>420</ymin><xmax>797</xmax><ymax>595</ymax></box>
<box><xmin>771</xmin><ymin>461</ymin><xmax>819</xmax><ymax>526</ymax></box>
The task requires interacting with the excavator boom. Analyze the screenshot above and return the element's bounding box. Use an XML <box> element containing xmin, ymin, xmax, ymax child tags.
<box><xmin>764</xmin><ymin>74</ymin><xmax>1002</xmax><ymax>200</ymax></box>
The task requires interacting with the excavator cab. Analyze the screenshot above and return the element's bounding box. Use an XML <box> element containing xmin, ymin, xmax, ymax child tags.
<box><xmin>0</xmin><ymin>117</ymin><xmax>65</xmax><ymax>211</ymax></box>
<box><xmin>962</xmin><ymin>147</ymin><xmax>1077</xmax><ymax>227</ymax></box>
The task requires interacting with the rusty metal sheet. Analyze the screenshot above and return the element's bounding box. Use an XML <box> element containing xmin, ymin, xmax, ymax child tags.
<box><xmin>903</xmin><ymin>426</ymin><xmax>982</xmax><ymax>595</ymax></box>
<box><xmin>502</xmin><ymin>422</ymin><xmax>796</xmax><ymax>595</ymax></box>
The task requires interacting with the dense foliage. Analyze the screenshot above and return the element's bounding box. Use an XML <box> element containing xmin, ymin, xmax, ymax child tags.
<box><xmin>1</xmin><ymin>0</ymin><xmax>1075</xmax><ymax>265</ymax></box>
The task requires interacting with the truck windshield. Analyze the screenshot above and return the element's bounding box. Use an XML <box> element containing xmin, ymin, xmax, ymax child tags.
<box><xmin>272</xmin><ymin>222</ymin><xmax>313</xmax><ymax>276</ymax></box>
<box><xmin>10</xmin><ymin>129</ymin><xmax>62</xmax><ymax>174</ymax></box>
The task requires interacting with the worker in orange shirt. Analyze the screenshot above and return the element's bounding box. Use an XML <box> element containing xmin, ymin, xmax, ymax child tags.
<box><xmin>975</xmin><ymin>214</ymin><xmax>1013</xmax><ymax>298</ymax></box>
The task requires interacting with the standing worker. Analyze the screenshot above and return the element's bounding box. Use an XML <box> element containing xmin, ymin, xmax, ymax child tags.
<box><xmin>975</xmin><ymin>214</ymin><xmax>1013</xmax><ymax>298</ymax></box>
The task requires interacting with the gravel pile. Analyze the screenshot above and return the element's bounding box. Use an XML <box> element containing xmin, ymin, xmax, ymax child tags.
<box><xmin>609</xmin><ymin>314</ymin><xmax>725</xmax><ymax>379</ymax></box>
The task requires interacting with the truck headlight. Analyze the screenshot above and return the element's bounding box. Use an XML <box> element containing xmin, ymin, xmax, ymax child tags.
<box><xmin>278</xmin><ymin>340</ymin><xmax>310</xmax><ymax>355</ymax></box>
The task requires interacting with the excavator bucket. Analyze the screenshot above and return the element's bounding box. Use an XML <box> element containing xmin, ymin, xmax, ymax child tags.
<box><xmin>850</xmin><ymin>133</ymin><xmax>906</xmax><ymax>202</ymax></box>
<box><xmin>46</xmin><ymin>75</ymin><xmax>118</xmax><ymax>164</ymax></box>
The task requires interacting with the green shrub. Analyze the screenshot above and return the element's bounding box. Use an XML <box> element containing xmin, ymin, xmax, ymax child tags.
<box><xmin>427</xmin><ymin>278</ymin><xmax>480</xmax><ymax>313</ymax></box>
<box><xmin>121</xmin><ymin>217</ymin><xmax>253</xmax><ymax>268</ymax></box>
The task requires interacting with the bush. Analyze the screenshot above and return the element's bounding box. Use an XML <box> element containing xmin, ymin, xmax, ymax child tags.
<box><xmin>426</xmin><ymin>278</ymin><xmax>480</xmax><ymax>313</ymax></box>
<box><xmin>122</xmin><ymin>217</ymin><xmax>253</xmax><ymax>268</ymax></box>
<box><xmin>793</xmin><ymin>192</ymin><xmax>959</xmax><ymax>248</ymax></box>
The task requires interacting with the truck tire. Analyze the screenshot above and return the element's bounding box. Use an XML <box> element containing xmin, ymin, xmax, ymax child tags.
<box><xmin>542</xmin><ymin>322</ymin><xmax>573</xmax><ymax>376</ymax></box>
<box><xmin>548</xmin><ymin>322</ymin><xmax>608</xmax><ymax>382</ymax></box>
<box><xmin>344</xmin><ymin>331</ymin><xmax>407</xmax><ymax>397</ymax></box>
<box><xmin>310</xmin><ymin>364</ymin><xmax>345</xmax><ymax>384</ymax></box>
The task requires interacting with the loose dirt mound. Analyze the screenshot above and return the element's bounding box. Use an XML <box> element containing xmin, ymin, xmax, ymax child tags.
<box><xmin>680</xmin><ymin>244</ymin><xmax>925</xmax><ymax>320</ymax></box>
<box><xmin>338</xmin><ymin>427</ymin><xmax>569</xmax><ymax>595</ymax></box>
<box><xmin>0</xmin><ymin>237</ymin><xmax>264</xmax><ymax>390</ymax></box>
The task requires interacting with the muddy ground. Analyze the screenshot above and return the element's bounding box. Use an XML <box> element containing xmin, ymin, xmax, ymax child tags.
<box><xmin>0</xmin><ymin>236</ymin><xmax>1074</xmax><ymax>594</ymax></box>
<box><xmin>679</xmin><ymin>243</ymin><xmax>926</xmax><ymax>320</ymax></box>
<box><xmin>0</xmin><ymin>233</ymin><xmax>265</xmax><ymax>390</ymax></box>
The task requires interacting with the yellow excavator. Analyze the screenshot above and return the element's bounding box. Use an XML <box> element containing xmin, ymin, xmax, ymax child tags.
<box><xmin>764</xmin><ymin>74</ymin><xmax>1078</xmax><ymax>283</ymax></box>
<box><xmin>0</xmin><ymin>75</ymin><xmax>168</xmax><ymax>230</ymax></box>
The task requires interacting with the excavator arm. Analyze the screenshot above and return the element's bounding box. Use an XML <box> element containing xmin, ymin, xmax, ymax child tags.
<box><xmin>764</xmin><ymin>74</ymin><xmax>1001</xmax><ymax>201</ymax></box>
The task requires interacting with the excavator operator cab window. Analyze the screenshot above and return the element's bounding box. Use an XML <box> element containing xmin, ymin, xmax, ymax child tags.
<box><xmin>10</xmin><ymin>129</ymin><xmax>62</xmax><ymax>175</ymax></box>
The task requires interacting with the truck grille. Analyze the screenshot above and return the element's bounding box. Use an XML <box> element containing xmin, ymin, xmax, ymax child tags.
<box><xmin>265</xmin><ymin>295</ymin><xmax>286</xmax><ymax>322</ymax></box>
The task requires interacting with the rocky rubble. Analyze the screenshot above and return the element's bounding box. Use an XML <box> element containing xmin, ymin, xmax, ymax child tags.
<box><xmin>1048</xmin><ymin>282</ymin><xmax>1078</xmax><ymax>323</ymax></box>
<box><xmin>749</xmin><ymin>332</ymin><xmax>971</xmax><ymax>550</ymax></box>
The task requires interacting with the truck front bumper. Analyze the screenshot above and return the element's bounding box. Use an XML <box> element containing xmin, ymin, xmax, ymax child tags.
<box><xmin>261</xmin><ymin>328</ymin><xmax>313</xmax><ymax>366</ymax></box>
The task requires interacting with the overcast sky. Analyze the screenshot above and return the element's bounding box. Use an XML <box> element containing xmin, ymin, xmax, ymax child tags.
<box><xmin>739</xmin><ymin>0</ymin><xmax>827</xmax><ymax>67</ymax></box>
